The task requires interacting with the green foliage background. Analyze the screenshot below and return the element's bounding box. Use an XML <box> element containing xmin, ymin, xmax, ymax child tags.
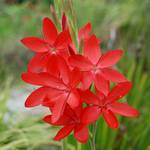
<box><xmin>0</xmin><ymin>0</ymin><xmax>149</xmax><ymax>149</ymax></box>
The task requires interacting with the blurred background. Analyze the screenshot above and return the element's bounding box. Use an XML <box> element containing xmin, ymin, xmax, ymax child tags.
<box><xmin>0</xmin><ymin>0</ymin><xmax>150</xmax><ymax>149</ymax></box>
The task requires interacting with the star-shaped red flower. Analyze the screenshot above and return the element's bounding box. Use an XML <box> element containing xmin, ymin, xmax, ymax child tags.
<box><xmin>80</xmin><ymin>82</ymin><xmax>139</xmax><ymax>128</ymax></box>
<box><xmin>22</xmin><ymin>56</ymin><xmax>81</xmax><ymax>122</ymax></box>
<box><xmin>43</xmin><ymin>105</ymin><xmax>89</xmax><ymax>143</ymax></box>
<box><xmin>21</xmin><ymin>17</ymin><xmax>71</xmax><ymax>73</ymax></box>
<box><xmin>69</xmin><ymin>35</ymin><xmax>127</xmax><ymax>94</ymax></box>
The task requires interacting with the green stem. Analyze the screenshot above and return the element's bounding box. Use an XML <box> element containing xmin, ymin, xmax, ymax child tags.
<box><xmin>77</xmin><ymin>142</ymin><xmax>82</xmax><ymax>150</ymax></box>
<box><xmin>90</xmin><ymin>122</ymin><xmax>97</xmax><ymax>150</ymax></box>
<box><xmin>62</xmin><ymin>138</ymin><xmax>67</xmax><ymax>150</ymax></box>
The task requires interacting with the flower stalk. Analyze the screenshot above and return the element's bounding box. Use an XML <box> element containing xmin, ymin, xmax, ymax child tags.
<box><xmin>90</xmin><ymin>123</ymin><xmax>97</xmax><ymax>150</ymax></box>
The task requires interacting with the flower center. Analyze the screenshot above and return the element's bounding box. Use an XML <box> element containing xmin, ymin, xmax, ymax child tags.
<box><xmin>51</xmin><ymin>47</ymin><xmax>56</xmax><ymax>51</ymax></box>
<box><xmin>93</xmin><ymin>65</ymin><xmax>101</xmax><ymax>74</ymax></box>
<box><xmin>46</xmin><ymin>43</ymin><xmax>57</xmax><ymax>53</ymax></box>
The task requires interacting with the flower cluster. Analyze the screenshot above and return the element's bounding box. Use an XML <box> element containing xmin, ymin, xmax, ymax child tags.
<box><xmin>21</xmin><ymin>14</ymin><xmax>139</xmax><ymax>143</ymax></box>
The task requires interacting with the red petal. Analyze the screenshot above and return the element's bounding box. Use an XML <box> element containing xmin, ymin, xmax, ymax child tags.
<box><xmin>68</xmin><ymin>44</ymin><xmax>76</xmax><ymax>56</ymax></box>
<box><xmin>94</xmin><ymin>73</ymin><xmax>110</xmax><ymax>96</ymax></box>
<box><xmin>54</xmin><ymin>125</ymin><xmax>74</xmax><ymax>141</ymax></box>
<box><xmin>42</xmin><ymin>97</ymin><xmax>55</xmax><ymax>107</ymax></box>
<box><xmin>98</xmin><ymin>50</ymin><xmax>123</xmax><ymax>68</ymax></box>
<box><xmin>43</xmin><ymin>17</ymin><xmax>57</xmax><ymax>45</ymax></box>
<box><xmin>79</xmin><ymin>22</ymin><xmax>91</xmax><ymax>41</ymax></box>
<box><xmin>74</xmin><ymin>105</ymin><xmax>83</xmax><ymax>118</ymax></box>
<box><xmin>103</xmin><ymin>110</ymin><xmax>119</xmax><ymax>128</ymax></box>
<box><xmin>67</xmin><ymin>90</ymin><xmax>80</xmax><ymax>109</ymax></box>
<box><xmin>51</xmin><ymin>93</ymin><xmax>67</xmax><ymax>122</ymax></box>
<box><xmin>42</xmin><ymin>88</ymin><xmax>65</xmax><ymax>107</ymax></box>
<box><xmin>107</xmin><ymin>82</ymin><xmax>132</xmax><ymax>102</ymax></box>
<box><xmin>74</xmin><ymin>125</ymin><xmax>89</xmax><ymax>143</ymax></box>
<box><xmin>47</xmin><ymin>54</ymin><xmax>60</xmax><ymax>77</ymax></box>
<box><xmin>81</xmin><ymin>71</ymin><xmax>93</xmax><ymax>90</ymax></box>
<box><xmin>79</xmin><ymin>90</ymin><xmax>99</xmax><ymax>105</ymax></box>
<box><xmin>109</xmin><ymin>102</ymin><xmax>139</xmax><ymax>117</ymax></box>
<box><xmin>63</xmin><ymin>104</ymin><xmax>77</xmax><ymax>119</ymax></box>
<box><xmin>43</xmin><ymin>114</ymin><xmax>70</xmax><ymax>126</ymax></box>
<box><xmin>81</xmin><ymin>106</ymin><xmax>101</xmax><ymax>124</ymax></box>
<box><xmin>69</xmin><ymin>55</ymin><xmax>93</xmax><ymax>71</ymax></box>
<box><xmin>101</xmin><ymin>68</ymin><xmax>127</xmax><ymax>82</ymax></box>
<box><xmin>21</xmin><ymin>72</ymin><xmax>66</xmax><ymax>90</ymax></box>
<box><xmin>62</xmin><ymin>13</ymin><xmax>67</xmax><ymax>31</ymax></box>
<box><xmin>54</xmin><ymin>30</ymin><xmax>71</xmax><ymax>49</ymax></box>
<box><xmin>57</xmin><ymin>56</ymin><xmax>71</xmax><ymax>84</ymax></box>
<box><xmin>21</xmin><ymin>37</ymin><xmax>48</xmax><ymax>52</ymax></box>
<box><xmin>27</xmin><ymin>53</ymin><xmax>49</xmax><ymax>73</ymax></box>
<box><xmin>70</xmin><ymin>68</ymin><xmax>81</xmax><ymax>88</ymax></box>
<box><xmin>25</xmin><ymin>87</ymin><xmax>48</xmax><ymax>107</ymax></box>
<box><xmin>95</xmin><ymin>90</ymin><xmax>106</xmax><ymax>106</ymax></box>
<box><xmin>47</xmin><ymin>88</ymin><xmax>64</xmax><ymax>100</ymax></box>
<box><xmin>83</xmin><ymin>35</ymin><xmax>101</xmax><ymax>64</ymax></box>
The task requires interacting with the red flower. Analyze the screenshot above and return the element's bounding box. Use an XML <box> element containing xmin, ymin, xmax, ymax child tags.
<box><xmin>43</xmin><ymin>105</ymin><xmax>89</xmax><ymax>143</ymax></box>
<box><xmin>80</xmin><ymin>82</ymin><xmax>139</xmax><ymax>128</ymax></box>
<box><xmin>69</xmin><ymin>35</ymin><xmax>127</xmax><ymax>94</ymax></box>
<box><xmin>78</xmin><ymin>22</ymin><xmax>92</xmax><ymax>42</ymax></box>
<box><xmin>21</xmin><ymin>17</ymin><xmax>71</xmax><ymax>73</ymax></box>
<box><xmin>22</xmin><ymin>56</ymin><xmax>81</xmax><ymax>122</ymax></box>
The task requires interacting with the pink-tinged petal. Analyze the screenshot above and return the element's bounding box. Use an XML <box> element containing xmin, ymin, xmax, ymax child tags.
<box><xmin>27</xmin><ymin>53</ymin><xmax>49</xmax><ymax>73</ymax></box>
<box><xmin>74</xmin><ymin>125</ymin><xmax>89</xmax><ymax>143</ymax></box>
<box><xmin>43</xmin><ymin>114</ymin><xmax>70</xmax><ymax>126</ymax></box>
<box><xmin>70</xmin><ymin>68</ymin><xmax>81</xmax><ymax>88</ymax></box>
<box><xmin>79</xmin><ymin>22</ymin><xmax>91</xmax><ymax>41</ymax></box>
<box><xmin>98</xmin><ymin>50</ymin><xmax>123</xmax><ymax>68</ymax></box>
<box><xmin>54</xmin><ymin>30</ymin><xmax>71</xmax><ymax>49</ymax></box>
<box><xmin>79</xmin><ymin>90</ymin><xmax>99</xmax><ymax>105</ymax></box>
<box><xmin>81</xmin><ymin>106</ymin><xmax>101</xmax><ymax>124</ymax></box>
<box><xmin>69</xmin><ymin>55</ymin><xmax>93</xmax><ymax>71</ymax></box>
<box><xmin>25</xmin><ymin>87</ymin><xmax>49</xmax><ymax>107</ymax></box>
<box><xmin>47</xmin><ymin>54</ymin><xmax>60</xmax><ymax>77</ymax></box>
<box><xmin>62</xmin><ymin>13</ymin><xmax>67</xmax><ymax>31</ymax></box>
<box><xmin>51</xmin><ymin>93</ymin><xmax>67</xmax><ymax>122</ymax></box>
<box><xmin>67</xmin><ymin>90</ymin><xmax>80</xmax><ymax>109</ymax></box>
<box><xmin>103</xmin><ymin>110</ymin><xmax>119</xmax><ymax>129</ymax></box>
<box><xmin>54</xmin><ymin>125</ymin><xmax>74</xmax><ymax>141</ymax></box>
<box><xmin>94</xmin><ymin>73</ymin><xmax>110</xmax><ymax>96</ymax></box>
<box><xmin>81</xmin><ymin>71</ymin><xmax>93</xmax><ymax>90</ymax></box>
<box><xmin>101</xmin><ymin>68</ymin><xmax>127</xmax><ymax>82</ymax></box>
<box><xmin>21</xmin><ymin>72</ymin><xmax>66</xmax><ymax>89</ymax></box>
<box><xmin>43</xmin><ymin>17</ymin><xmax>58</xmax><ymax>44</ymax></box>
<box><xmin>21</xmin><ymin>37</ymin><xmax>48</xmax><ymax>53</ymax></box>
<box><xmin>107</xmin><ymin>82</ymin><xmax>132</xmax><ymax>102</ymax></box>
<box><xmin>83</xmin><ymin>35</ymin><xmax>101</xmax><ymax>64</ymax></box>
<box><xmin>109</xmin><ymin>102</ymin><xmax>139</xmax><ymax>117</ymax></box>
